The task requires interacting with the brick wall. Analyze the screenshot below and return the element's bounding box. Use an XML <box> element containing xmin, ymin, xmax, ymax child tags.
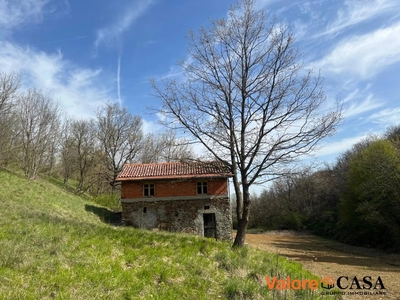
<box><xmin>121</xmin><ymin>178</ymin><xmax>228</xmax><ymax>199</ymax></box>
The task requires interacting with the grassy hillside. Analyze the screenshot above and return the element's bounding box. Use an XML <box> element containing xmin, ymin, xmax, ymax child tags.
<box><xmin>0</xmin><ymin>169</ymin><xmax>326</xmax><ymax>299</ymax></box>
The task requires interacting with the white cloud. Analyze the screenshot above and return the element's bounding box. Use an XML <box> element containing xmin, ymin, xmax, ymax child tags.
<box><xmin>315</xmin><ymin>134</ymin><xmax>370</xmax><ymax>158</ymax></box>
<box><xmin>159</xmin><ymin>65</ymin><xmax>183</xmax><ymax>80</ymax></box>
<box><xmin>94</xmin><ymin>0</ymin><xmax>154</xmax><ymax>49</ymax></box>
<box><xmin>142</xmin><ymin>118</ymin><xmax>162</xmax><ymax>134</ymax></box>
<box><xmin>0</xmin><ymin>41</ymin><xmax>113</xmax><ymax>118</ymax></box>
<box><xmin>319</xmin><ymin>0</ymin><xmax>398</xmax><ymax>37</ymax></box>
<box><xmin>369</xmin><ymin>107</ymin><xmax>400</xmax><ymax>126</ymax></box>
<box><xmin>154</xmin><ymin>54</ymin><xmax>194</xmax><ymax>81</ymax></box>
<box><xmin>343</xmin><ymin>94</ymin><xmax>383</xmax><ymax>118</ymax></box>
<box><xmin>0</xmin><ymin>0</ymin><xmax>50</xmax><ymax>33</ymax></box>
<box><xmin>0</xmin><ymin>0</ymin><xmax>108</xmax><ymax>119</ymax></box>
<box><xmin>313</xmin><ymin>21</ymin><xmax>400</xmax><ymax>78</ymax></box>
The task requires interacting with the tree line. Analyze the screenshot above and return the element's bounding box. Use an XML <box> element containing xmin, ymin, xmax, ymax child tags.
<box><xmin>247</xmin><ymin>127</ymin><xmax>400</xmax><ymax>251</ymax></box>
<box><xmin>0</xmin><ymin>71</ymin><xmax>194</xmax><ymax>202</ymax></box>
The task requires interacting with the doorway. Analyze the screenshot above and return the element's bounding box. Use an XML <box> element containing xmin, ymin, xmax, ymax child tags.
<box><xmin>203</xmin><ymin>213</ymin><xmax>216</xmax><ymax>238</ymax></box>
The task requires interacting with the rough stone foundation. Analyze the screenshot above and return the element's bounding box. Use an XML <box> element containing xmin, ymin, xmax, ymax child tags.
<box><xmin>121</xmin><ymin>195</ymin><xmax>232</xmax><ymax>241</ymax></box>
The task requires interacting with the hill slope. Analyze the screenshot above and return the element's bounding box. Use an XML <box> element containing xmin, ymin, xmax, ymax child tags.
<box><xmin>0</xmin><ymin>169</ymin><xmax>323</xmax><ymax>299</ymax></box>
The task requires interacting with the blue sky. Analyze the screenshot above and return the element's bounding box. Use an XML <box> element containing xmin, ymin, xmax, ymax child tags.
<box><xmin>1</xmin><ymin>0</ymin><xmax>400</xmax><ymax>165</ymax></box>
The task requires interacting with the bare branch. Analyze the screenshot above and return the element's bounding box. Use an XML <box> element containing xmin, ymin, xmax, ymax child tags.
<box><xmin>152</xmin><ymin>0</ymin><xmax>342</xmax><ymax>246</ymax></box>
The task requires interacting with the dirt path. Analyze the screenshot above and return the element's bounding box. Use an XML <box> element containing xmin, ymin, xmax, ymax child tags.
<box><xmin>245</xmin><ymin>231</ymin><xmax>400</xmax><ymax>299</ymax></box>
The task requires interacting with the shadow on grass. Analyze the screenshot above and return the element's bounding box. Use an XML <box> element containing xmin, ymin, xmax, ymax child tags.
<box><xmin>85</xmin><ymin>204</ymin><xmax>122</xmax><ymax>226</ymax></box>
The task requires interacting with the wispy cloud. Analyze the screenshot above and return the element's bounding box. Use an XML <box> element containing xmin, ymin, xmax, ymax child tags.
<box><xmin>369</xmin><ymin>107</ymin><xmax>400</xmax><ymax>126</ymax></box>
<box><xmin>94</xmin><ymin>0</ymin><xmax>154</xmax><ymax>106</ymax></box>
<box><xmin>315</xmin><ymin>134</ymin><xmax>371</xmax><ymax>158</ymax></box>
<box><xmin>343</xmin><ymin>94</ymin><xmax>383</xmax><ymax>119</ymax></box>
<box><xmin>0</xmin><ymin>41</ymin><xmax>113</xmax><ymax>118</ymax></box>
<box><xmin>0</xmin><ymin>0</ymin><xmax>50</xmax><ymax>34</ymax></box>
<box><xmin>159</xmin><ymin>65</ymin><xmax>183</xmax><ymax>80</ymax></box>
<box><xmin>117</xmin><ymin>55</ymin><xmax>122</xmax><ymax>105</ymax></box>
<box><xmin>94</xmin><ymin>0</ymin><xmax>154</xmax><ymax>49</ymax></box>
<box><xmin>319</xmin><ymin>0</ymin><xmax>399</xmax><ymax>38</ymax></box>
<box><xmin>142</xmin><ymin>118</ymin><xmax>162</xmax><ymax>134</ymax></box>
<box><xmin>312</xmin><ymin>21</ymin><xmax>400</xmax><ymax>79</ymax></box>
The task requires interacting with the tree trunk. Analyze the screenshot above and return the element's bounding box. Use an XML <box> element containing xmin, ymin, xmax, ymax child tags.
<box><xmin>233</xmin><ymin>184</ymin><xmax>251</xmax><ymax>247</ymax></box>
<box><xmin>233</xmin><ymin>217</ymin><xmax>249</xmax><ymax>247</ymax></box>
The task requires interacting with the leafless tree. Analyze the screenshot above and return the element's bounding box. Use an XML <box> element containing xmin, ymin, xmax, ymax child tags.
<box><xmin>86</xmin><ymin>149</ymin><xmax>111</xmax><ymax>196</ymax></box>
<box><xmin>60</xmin><ymin>118</ymin><xmax>77</xmax><ymax>184</ymax></box>
<box><xmin>159</xmin><ymin>130</ymin><xmax>195</xmax><ymax>162</ymax></box>
<box><xmin>152</xmin><ymin>0</ymin><xmax>341</xmax><ymax>246</ymax></box>
<box><xmin>0</xmin><ymin>72</ymin><xmax>20</xmax><ymax>117</ymax></box>
<box><xmin>0</xmin><ymin>72</ymin><xmax>20</xmax><ymax>166</ymax></box>
<box><xmin>96</xmin><ymin>102</ymin><xmax>143</xmax><ymax>192</ymax></box>
<box><xmin>15</xmin><ymin>89</ymin><xmax>61</xmax><ymax>179</ymax></box>
<box><xmin>139</xmin><ymin>134</ymin><xmax>160</xmax><ymax>163</ymax></box>
<box><xmin>140</xmin><ymin>130</ymin><xmax>195</xmax><ymax>163</ymax></box>
<box><xmin>70</xmin><ymin>119</ymin><xmax>97</xmax><ymax>193</ymax></box>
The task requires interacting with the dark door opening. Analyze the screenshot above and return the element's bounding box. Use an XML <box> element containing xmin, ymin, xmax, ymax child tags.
<box><xmin>203</xmin><ymin>213</ymin><xmax>216</xmax><ymax>238</ymax></box>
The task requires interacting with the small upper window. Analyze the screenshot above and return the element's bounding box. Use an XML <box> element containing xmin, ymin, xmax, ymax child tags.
<box><xmin>197</xmin><ymin>182</ymin><xmax>208</xmax><ymax>194</ymax></box>
<box><xmin>144</xmin><ymin>183</ymin><xmax>155</xmax><ymax>197</ymax></box>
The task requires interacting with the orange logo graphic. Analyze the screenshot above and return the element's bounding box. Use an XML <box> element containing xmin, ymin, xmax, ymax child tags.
<box><xmin>265</xmin><ymin>276</ymin><xmax>319</xmax><ymax>291</ymax></box>
<box><xmin>321</xmin><ymin>276</ymin><xmax>335</xmax><ymax>289</ymax></box>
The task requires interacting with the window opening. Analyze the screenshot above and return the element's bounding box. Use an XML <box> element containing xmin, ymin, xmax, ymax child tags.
<box><xmin>197</xmin><ymin>182</ymin><xmax>208</xmax><ymax>194</ymax></box>
<box><xmin>144</xmin><ymin>183</ymin><xmax>155</xmax><ymax>196</ymax></box>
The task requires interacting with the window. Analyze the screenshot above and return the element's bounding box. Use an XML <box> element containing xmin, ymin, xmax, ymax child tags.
<box><xmin>197</xmin><ymin>182</ymin><xmax>208</xmax><ymax>194</ymax></box>
<box><xmin>143</xmin><ymin>183</ymin><xmax>155</xmax><ymax>196</ymax></box>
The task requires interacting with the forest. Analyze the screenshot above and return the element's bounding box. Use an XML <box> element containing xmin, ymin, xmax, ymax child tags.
<box><xmin>247</xmin><ymin>128</ymin><xmax>400</xmax><ymax>251</ymax></box>
<box><xmin>0</xmin><ymin>72</ymin><xmax>194</xmax><ymax>209</ymax></box>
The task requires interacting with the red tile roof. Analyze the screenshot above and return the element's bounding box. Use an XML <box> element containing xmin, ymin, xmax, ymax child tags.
<box><xmin>116</xmin><ymin>161</ymin><xmax>232</xmax><ymax>181</ymax></box>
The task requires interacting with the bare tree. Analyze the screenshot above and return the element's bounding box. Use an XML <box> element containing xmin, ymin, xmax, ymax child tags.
<box><xmin>0</xmin><ymin>72</ymin><xmax>20</xmax><ymax>166</ymax></box>
<box><xmin>140</xmin><ymin>130</ymin><xmax>195</xmax><ymax>163</ymax></box>
<box><xmin>159</xmin><ymin>130</ymin><xmax>195</xmax><ymax>162</ymax></box>
<box><xmin>60</xmin><ymin>118</ymin><xmax>77</xmax><ymax>184</ymax></box>
<box><xmin>0</xmin><ymin>72</ymin><xmax>20</xmax><ymax>117</ymax></box>
<box><xmin>15</xmin><ymin>89</ymin><xmax>61</xmax><ymax>179</ymax></box>
<box><xmin>152</xmin><ymin>0</ymin><xmax>341</xmax><ymax>246</ymax></box>
<box><xmin>70</xmin><ymin>119</ymin><xmax>97</xmax><ymax>193</ymax></box>
<box><xmin>139</xmin><ymin>134</ymin><xmax>160</xmax><ymax>163</ymax></box>
<box><xmin>96</xmin><ymin>102</ymin><xmax>143</xmax><ymax>192</ymax></box>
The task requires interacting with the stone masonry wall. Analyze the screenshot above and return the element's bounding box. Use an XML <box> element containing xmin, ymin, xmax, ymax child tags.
<box><xmin>121</xmin><ymin>196</ymin><xmax>232</xmax><ymax>241</ymax></box>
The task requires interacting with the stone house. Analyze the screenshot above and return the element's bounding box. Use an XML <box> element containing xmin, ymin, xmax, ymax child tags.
<box><xmin>116</xmin><ymin>161</ymin><xmax>233</xmax><ymax>241</ymax></box>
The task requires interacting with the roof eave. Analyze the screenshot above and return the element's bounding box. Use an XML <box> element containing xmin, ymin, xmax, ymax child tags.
<box><xmin>116</xmin><ymin>174</ymin><xmax>233</xmax><ymax>182</ymax></box>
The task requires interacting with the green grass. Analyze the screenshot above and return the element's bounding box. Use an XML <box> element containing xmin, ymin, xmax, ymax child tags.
<box><xmin>0</xmin><ymin>169</ymin><xmax>333</xmax><ymax>299</ymax></box>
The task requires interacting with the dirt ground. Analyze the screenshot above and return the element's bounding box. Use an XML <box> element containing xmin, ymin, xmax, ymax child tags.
<box><xmin>244</xmin><ymin>231</ymin><xmax>400</xmax><ymax>300</ymax></box>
